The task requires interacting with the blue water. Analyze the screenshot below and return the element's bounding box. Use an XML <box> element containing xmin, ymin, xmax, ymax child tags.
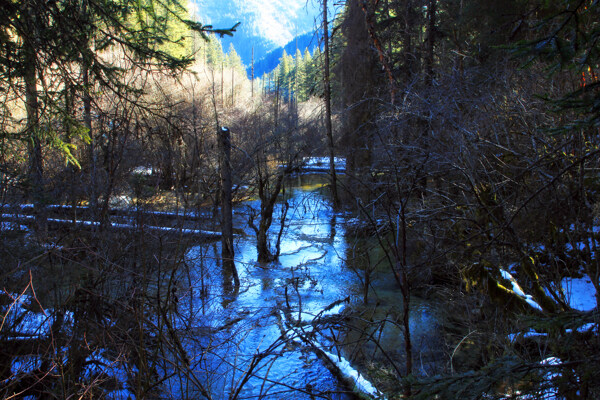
<box><xmin>174</xmin><ymin>174</ymin><xmax>440</xmax><ymax>399</ymax></box>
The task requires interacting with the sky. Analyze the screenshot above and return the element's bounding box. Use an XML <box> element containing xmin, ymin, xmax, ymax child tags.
<box><xmin>191</xmin><ymin>0</ymin><xmax>329</xmax><ymax>47</ymax></box>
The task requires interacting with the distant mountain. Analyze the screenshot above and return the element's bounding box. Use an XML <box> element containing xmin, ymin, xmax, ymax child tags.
<box><xmin>190</xmin><ymin>0</ymin><xmax>332</xmax><ymax>77</ymax></box>
<box><xmin>251</xmin><ymin>31</ymin><xmax>321</xmax><ymax>78</ymax></box>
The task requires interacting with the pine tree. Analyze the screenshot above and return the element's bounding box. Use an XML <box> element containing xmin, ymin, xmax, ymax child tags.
<box><xmin>307</xmin><ymin>47</ymin><xmax>323</xmax><ymax>97</ymax></box>
<box><xmin>277</xmin><ymin>50</ymin><xmax>292</xmax><ymax>102</ymax></box>
<box><xmin>206</xmin><ymin>35</ymin><xmax>225</xmax><ymax>67</ymax></box>
<box><xmin>295</xmin><ymin>48</ymin><xmax>308</xmax><ymax>101</ymax></box>
<box><xmin>226</xmin><ymin>43</ymin><xmax>244</xmax><ymax>72</ymax></box>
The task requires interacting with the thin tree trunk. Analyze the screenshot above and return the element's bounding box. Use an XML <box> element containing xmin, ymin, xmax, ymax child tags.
<box><xmin>23</xmin><ymin>4</ymin><xmax>46</xmax><ymax>234</ymax></box>
<box><xmin>83</xmin><ymin>66</ymin><xmax>97</xmax><ymax>216</ymax></box>
<box><xmin>426</xmin><ymin>0</ymin><xmax>437</xmax><ymax>86</ymax></box>
<box><xmin>64</xmin><ymin>80</ymin><xmax>78</xmax><ymax>224</ymax></box>
<box><xmin>249</xmin><ymin>162</ymin><xmax>296</xmax><ymax>263</ymax></box>
<box><xmin>403</xmin><ymin>0</ymin><xmax>414</xmax><ymax>79</ymax></box>
<box><xmin>221</xmin><ymin>62</ymin><xmax>224</xmax><ymax>106</ymax></box>
<box><xmin>275</xmin><ymin>78</ymin><xmax>280</xmax><ymax>129</ymax></box>
<box><xmin>323</xmin><ymin>0</ymin><xmax>340</xmax><ymax>208</ymax></box>
<box><xmin>398</xmin><ymin>208</ymin><xmax>412</xmax><ymax>395</ymax></box>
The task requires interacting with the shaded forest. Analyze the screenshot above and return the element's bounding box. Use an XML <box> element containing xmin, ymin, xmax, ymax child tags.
<box><xmin>1</xmin><ymin>0</ymin><xmax>599</xmax><ymax>399</ymax></box>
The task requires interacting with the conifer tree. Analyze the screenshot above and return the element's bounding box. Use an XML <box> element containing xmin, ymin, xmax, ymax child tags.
<box><xmin>308</xmin><ymin>47</ymin><xmax>323</xmax><ymax>97</ymax></box>
<box><xmin>278</xmin><ymin>50</ymin><xmax>293</xmax><ymax>102</ymax></box>
<box><xmin>0</xmin><ymin>0</ymin><xmax>235</xmax><ymax>225</ymax></box>
<box><xmin>226</xmin><ymin>43</ymin><xmax>244</xmax><ymax>72</ymax></box>
<box><xmin>206</xmin><ymin>35</ymin><xmax>225</xmax><ymax>67</ymax></box>
<box><xmin>297</xmin><ymin>48</ymin><xmax>313</xmax><ymax>101</ymax></box>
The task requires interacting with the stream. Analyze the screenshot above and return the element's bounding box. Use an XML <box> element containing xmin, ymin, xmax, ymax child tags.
<box><xmin>176</xmin><ymin>174</ymin><xmax>441</xmax><ymax>399</ymax></box>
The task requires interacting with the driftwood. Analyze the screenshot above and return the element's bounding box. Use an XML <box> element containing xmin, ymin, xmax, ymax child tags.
<box><xmin>276</xmin><ymin>299</ymin><xmax>387</xmax><ymax>400</ymax></box>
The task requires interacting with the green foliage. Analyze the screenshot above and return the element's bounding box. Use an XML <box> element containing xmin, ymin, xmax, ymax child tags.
<box><xmin>410</xmin><ymin>355</ymin><xmax>572</xmax><ymax>400</ymax></box>
<box><xmin>205</xmin><ymin>34</ymin><xmax>225</xmax><ymax>66</ymax></box>
<box><xmin>225</xmin><ymin>43</ymin><xmax>244</xmax><ymax>71</ymax></box>
<box><xmin>0</xmin><ymin>0</ymin><xmax>236</xmax><ymax>177</ymax></box>
<box><xmin>296</xmin><ymin>48</ymin><xmax>312</xmax><ymax>101</ymax></box>
<box><xmin>277</xmin><ymin>50</ymin><xmax>292</xmax><ymax>99</ymax></box>
<box><xmin>265</xmin><ymin>46</ymin><xmax>325</xmax><ymax>102</ymax></box>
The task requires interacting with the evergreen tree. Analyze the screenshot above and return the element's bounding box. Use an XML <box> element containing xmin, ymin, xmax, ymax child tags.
<box><xmin>225</xmin><ymin>43</ymin><xmax>244</xmax><ymax>72</ymax></box>
<box><xmin>206</xmin><ymin>34</ymin><xmax>225</xmax><ymax>67</ymax></box>
<box><xmin>277</xmin><ymin>50</ymin><xmax>293</xmax><ymax>102</ymax></box>
<box><xmin>297</xmin><ymin>48</ymin><xmax>313</xmax><ymax>101</ymax></box>
<box><xmin>0</xmin><ymin>0</ymin><xmax>234</xmax><ymax>222</ymax></box>
<box><xmin>127</xmin><ymin>0</ymin><xmax>193</xmax><ymax>58</ymax></box>
<box><xmin>307</xmin><ymin>47</ymin><xmax>323</xmax><ymax>97</ymax></box>
<box><xmin>292</xmin><ymin>48</ymin><xmax>303</xmax><ymax>102</ymax></box>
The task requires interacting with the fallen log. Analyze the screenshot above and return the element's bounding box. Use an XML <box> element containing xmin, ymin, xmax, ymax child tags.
<box><xmin>1</xmin><ymin>213</ymin><xmax>221</xmax><ymax>240</ymax></box>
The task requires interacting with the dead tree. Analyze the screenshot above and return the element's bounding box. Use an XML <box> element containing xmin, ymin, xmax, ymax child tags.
<box><xmin>218</xmin><ymin>126</ymin><xmax>239</xmax><ymax>292</ymax></box>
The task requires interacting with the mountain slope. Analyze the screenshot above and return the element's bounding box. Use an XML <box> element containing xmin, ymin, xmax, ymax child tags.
<box><xmin>191</xmin><ymin>0</ymin><xmax>324</xmax><ymax>73</ymax></box>
<box><xmin>251</xmin><ymin>31</ymin><xmax>321</xmax><ymax>78</ymax></box>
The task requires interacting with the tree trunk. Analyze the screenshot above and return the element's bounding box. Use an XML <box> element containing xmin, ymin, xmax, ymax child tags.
<box><xmin>249</xmin><ymin>164</ymin><xmax>293</xmax><ymax>264</ymax></box>
<box><xmin>23</xmin><ymin>3</ymin><xmax>46</xmax><ymax>234</ymax></box>
<box><xmin>218</xmin><ymin>127</ymin><xmax>239</xmax><ymax>292</ymax></box>
<box><xmin>341</xmin><ymin>0</ymin><xmax>379</xmax><ymax>191</ymax></box>
<box><xmin>425</xmin><ymin>0</ymin><xmax>437</xmax><ymax>86</ymax></box>
<box><xmin>323</xmin><ymin>0</ymin><xmax>340</xmax><ymax>208</ymax></box>
<box><xmin>256</xmin><ymin>172</ymin><xmax>285</xmax><ymax>263</ymax></box>
<box><xmin>83</xmin><ymin>67</ymin><xmax>98</xmax><ymax>218</ymax></box>
<box><xmin>402</xmin><ymin>0</ymin><xmax>415</xmax><ymax>79</ymax></box>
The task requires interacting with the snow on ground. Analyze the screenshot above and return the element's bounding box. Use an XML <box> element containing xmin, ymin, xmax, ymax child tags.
<box><xmin>1</xmin><ymin>221</ymin><xmax>29</xmax><ymax>231</ymax></box>
<box><xmin>1</xmin><ymin>204</ymin><xmax>34</xmax><ymax>210</ymax></box>
<box><xmin>131</xmin><ymin>165</ymin><xmax>154</xmax><ymax>175</ymax></box>
<box><xmin>2</xmin><ymin>213</ymin><xmax>34</xmax><ymax>221</ymax></box>
<box><xmin>562</xmin><ymin>277</ymin><xmax>597</xmax><ymax>311</ymax></box>
<box><xmin>3</xmin><ymin>295</ymin><xmax>129</xmax><ymax>397</ymax></box>
<box><xmin>1</xmin><ymin>213</ymin><xmax>220</xmax><ymax>238</ymax></box>
<box><xmin>301</xmin><ymin>157</ymin><xmax>346</xmax><ymax>172</ymax></box>
<box><xmin>1</xmin><ymin>294</ymin><xmax>75</xmax><ymax>340</ymax></box>
<box><xmin>538</xmin><ymin>357</ymin><xmax>562</xmax><ymax>400</ymax></box>
<box><xmin>109</xmin><ymin>195</ymin><xmax>131</xmax><ymax>207</ymax></box>
<box><xmin>508</xmin><ymin>329</ymin><xmax>548</xmax><ymax>342</ymax></box>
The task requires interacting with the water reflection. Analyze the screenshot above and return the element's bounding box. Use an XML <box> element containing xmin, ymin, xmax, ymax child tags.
<box><xmin>178</xmin><ymin>174</ymin><xmax>441</xmax><ymax>399</ymax></box>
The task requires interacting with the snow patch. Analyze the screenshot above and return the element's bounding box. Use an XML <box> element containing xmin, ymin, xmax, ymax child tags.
<box><xmin>131</xmin><ymin>166</ymin><xmax>154</xmax><ymax>176</ymax></box>
<box><xmin>1</xmin><ymin>221</ymin><xmax>29</xmax><ymax>231</ymax></box>
<box><xmin>319</xmin><ymin>348</ymin><xmax>387</xmax><ymax>399</ymax></box>
<box><xmin>508</xmin><ymin>329</ymin><xmax>548</xmax><ymax>342</ymax></box>
<box><xmin>500</xmin><ymin>269</ymin><xmax>543</xmax><ymax>311</ymax></box>
<box><xmin>300</xmin><ymin>303</ymin><xmax>346</xmax><ymax>324</ymax></box>
<box><xmin>302</xmin><ymin>157</ymin><xmax>346</xmax><ymax>172</ymax></box>
<box><xmin>562</xmin><ymin>277</ymin><xmax>597</xmax><ymax>311</ymax></box>
<box><xmin>539</xmin><ymin>357</ymin><xmax>561</xmax><ymax>400</ymax></box>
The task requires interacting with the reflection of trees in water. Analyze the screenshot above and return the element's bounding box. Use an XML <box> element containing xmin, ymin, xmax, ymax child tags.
<box><xmin>1</xmin><ymin>175</ymin><xmax>392</xmax><ymax>399</ymax></box>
